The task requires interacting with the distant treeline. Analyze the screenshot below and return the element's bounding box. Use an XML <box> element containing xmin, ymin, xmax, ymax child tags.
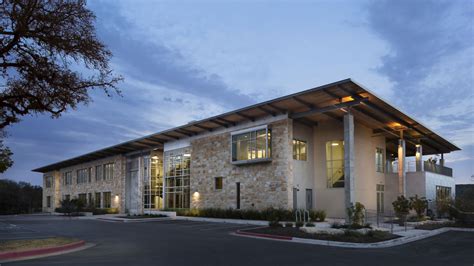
<box><xmin>0</xmin><ymin>179</ymin><xmax>42</xmax><ymax>215</ymax></box>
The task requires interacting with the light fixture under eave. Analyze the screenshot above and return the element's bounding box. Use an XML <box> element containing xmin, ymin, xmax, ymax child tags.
<box><xmin>341</xmin><ymin>96</ymin><xmax>354</xmax><ymax>103</ymax></box>
<box><xmin>331</xmin><ymin>143</ymin><xmax>339</xmax><ymax>146</ymax></box>
<box><xmin>151</xmin><ymin>156</ymin><xmax>159</xmax><ymax>159</ymax></box>
<box><xmin>183</xmin><ymin>153</ymin><xmax>191</xmax><ymax>157</ymax></box>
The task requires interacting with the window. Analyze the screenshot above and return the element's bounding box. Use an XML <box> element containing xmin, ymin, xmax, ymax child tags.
<box><xmin>64</xmin><ymin>194</ymin><xmax>70</xmax><ymax>201</ymax></box>
<box><xmin>293</xmin><ymin>139</ymin><xmax>307</xmax><ymax>161</ymax></box>
<box><xmin>376</xmin><ymin>184</ymin><xmax>384</xmax><ymax>214</ymax></box>
<box><xmin>215</xmin><ymin>177</ymin><xmax>223</xmax><ymax>190</ymax></box>
<box><xmin>45</xmin><ymin>176</ymin><xmax>53</xmax><ymax>188</ymax></box>
<box><xmin>88</xmin><ymin>168</ymin><xmax>92</xmax><ymax>183</ymax></box>
<box><xmin>326</xmin><ymin>140</ymin><xmax>344</xmax><ymax>188</ymax></box>
<box><xmin>77</xmin><ymin>169</ymin><xmax>88</xmax><ymax>184</ymax></box>
<box><xmin>436</xmin><ymin>186</ymin><xmax>452</xmax><ymax>201</ymax></box>
<box><xmin>63</xmin><ymin>172</ymin><xmax>72</xmax><ymax>186</ymax></box>
<box><xmin>165</xmin><ymin>148</ymin><xmax>191</xmax><ymax>209</ymax></box>
<box><xmin>231</xmin><ymin>127</ymin><xmax>271</xmax><ymax>163</ymax></box>
<box><xmin>95</xmin><ymin>192</ymin><xmax>101</xmax><ymax>208</ymax></box>
<box><xmin>103</xmin><ymin>192</ymin><xmax>111</xmax><ymax>208</ymax></box>
<box><xmin>47</xmin><ymin>196</ymin><xmax>51</xmax><ymax>208</ymax></box>
<box><xmin>144</xmin><ymin>152</ymin><xmax>164</xmax><ymax>210</ymax></box>
<box><xmin>78</xmin><ymin>193</ymin><xmax>87</xmax><ymax>204</ymax></box>
<box><xmin>95</xmin><ymin>165</ymin><xmax>103</xmax><ymax>181</ymax></box>
<box><xmin>88</xmin><ymin>193</ymin><xmax>92</xmax><ymax>206</ymax></box>
<box><xmin>104</xmin><ymin>163</ymin><xmax>114</xmax><ymax>181</ymax></box>
<box><xmin>375</xmin><ymin>148</ymin><xmax>384</xmax><ymax>173</ymax></box>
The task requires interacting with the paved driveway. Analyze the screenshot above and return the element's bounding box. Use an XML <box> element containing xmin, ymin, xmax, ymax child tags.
<box><xmin>1</xmin><ymin>215</ymin><xmax>473</xmax><ymax>266</ymax></box>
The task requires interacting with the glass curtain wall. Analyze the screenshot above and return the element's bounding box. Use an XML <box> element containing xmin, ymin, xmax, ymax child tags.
<box><xmin>143</xmin><ymin>151</ymin><xmax>164</xmax><ymax>210</ymax></box>
<box><xmin>164</xmin><ymin>148</ymin><xmax>191</xmax><ymax>209</ymax></box>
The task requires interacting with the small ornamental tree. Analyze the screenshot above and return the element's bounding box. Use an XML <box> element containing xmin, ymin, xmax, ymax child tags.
<box><xmin>347</xmin><ymin>202</ymin><xmax>365</xmax><ymax>226</ymax></box>
<box><xmin>392</xmin><ymin>195</ymin><xmax>410</xmax><ymax>223</ymax></box>
<box><xmin>410</xmin><ymin>195</ymin><xmax>427</xmax><ymax>219</ymax></box>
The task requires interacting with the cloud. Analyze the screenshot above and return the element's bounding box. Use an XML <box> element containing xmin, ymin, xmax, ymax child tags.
<box><xmin>366</xmin><ymin>0</ymin><xmax>474</xmax><ymax>182</ymax></box>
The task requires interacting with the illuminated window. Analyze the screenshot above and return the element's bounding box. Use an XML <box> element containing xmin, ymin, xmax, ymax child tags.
<box><xmin>375</xmin><ymin>148</ymin><xmax>384</xmax><ymax>173</ymax></box>
<box><xmin>104</xmin><ymin>163</ymin><xmax>114</xmax><ymax>181</ymax></box>
<box><xmin>293</xmin><ymin>139</ymin><xmax>307</xmax><ymax>161</ymax></box>
<box><xmin>231</xmin><ymin>127</ymin><xmax>271</xmax><ymax>163</ymax></box>
<box><xmin>326</xmin><ymin>141</ymin><xmax>344</xmax><ymax>188</ymax></box>
<box><xmin>436</xmin><ymin>186</ymin><xmax>452</xmax><ymax>200</ymax></box>
<box><xmin>215</xmin><ymin>177</ymin><xmax>223</xmax><ymax>190</ymax></box>
<box><xmin>165</xmin><ymin>148</ymin><xmax>191</xmax><ymax>209</ymax></box>
<box><xmin>144</xmin><ymin>152</ymin><xmax>164</xmax><ymax>210</ymax></box>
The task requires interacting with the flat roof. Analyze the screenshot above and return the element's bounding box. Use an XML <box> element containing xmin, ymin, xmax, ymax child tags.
<box><xmin>33</xmin><ymin>78</ymin><xmax>460</xmax><ymax>173</ymax></box>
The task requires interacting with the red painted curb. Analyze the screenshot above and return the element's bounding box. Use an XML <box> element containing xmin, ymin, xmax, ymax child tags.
<box><xmin>236</xmin><ymin>230</ymin><xmax>293</xmax><ymax>240</ymax></box>
<box><xmin>0</xmin><ymin>240</ymin><xmax>85</xmax><ymax>260</ymax></box>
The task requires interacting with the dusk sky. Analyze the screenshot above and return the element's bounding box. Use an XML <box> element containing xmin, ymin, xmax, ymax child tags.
<box><xmin>1</xmin><ymin>0</ymin><xmax>473</xmax><ymax>185</ymax></box>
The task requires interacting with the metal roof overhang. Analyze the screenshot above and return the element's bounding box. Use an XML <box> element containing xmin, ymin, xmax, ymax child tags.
<box><xmin>32</xmin><ymin>78</ymin><xmax>460</xmax><ymax>173</ymax></box>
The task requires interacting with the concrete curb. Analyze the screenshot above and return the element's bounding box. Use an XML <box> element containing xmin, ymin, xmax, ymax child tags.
<box><xmin>0</xmin><ymin>240</ymin><xmax>86</xmax><ymax>262</ymax></box>
<box><xmin>97</xmin><ymin>217</ymin><xmax>171</xmax><ymax>223</ymax></box>
<box><xmin>175</xmin><ymin>216</ymin><xmax>268</xmax><ymax>226</ymax></box>
<box><xmin>233</xmin><ymin>227</ymin><xmax>474</xmax><ymax>249</ymax></box>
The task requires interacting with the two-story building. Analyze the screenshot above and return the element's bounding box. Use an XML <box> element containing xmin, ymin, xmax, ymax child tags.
<box><xmin>34</xmin><ymin>79</ymin><xmax>460</xmax><ymax>218</ymax></box>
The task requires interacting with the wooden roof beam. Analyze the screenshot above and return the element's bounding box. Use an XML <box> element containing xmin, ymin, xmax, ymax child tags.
<box><xmin>210</xmin><ymin>119</ymin><xmax>229</xmax><ymax>128</ymax></box>
<box><xmin>290</xmin><ymin>98</ymin><xmax>368</xmax><ymax>119</ymax></box>
<box><xmin>193</xmin><ymin>124</ymin><xmax>213</xmax><ymax>132</ymax></box>
<box><xmin>258</xmin><ymin>106</ymin><xmax>276</xmax><ymax>117</ymax></box>
<box><xmin>293</xmin><ymin>96</ymin><xmax>314</xmax><ymax>109</ymax></box>
<box><xmin>162</xmin><ymin>133</ymin><xmax>180</xmax><ymax>140</ymax></box>
<box><xmin>236</xmin><ymin>112</ymin><xmax>255</xmax><ymax>122</ymax></box>
<box><xmin>267</xmin><ymin>103</ymin><xmax>287</xmax><ymax>114</ymax></box>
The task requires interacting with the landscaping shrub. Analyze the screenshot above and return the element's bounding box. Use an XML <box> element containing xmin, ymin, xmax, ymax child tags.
<box><xmin>295</xmin><ymin>221</ymin><xmax>304</xmax><ymax>228</ymax></box>
<box><xmin>284</xmin><ymin>222</ymin><xmax>294</xmax><ymax>228</ymax></box>
<box><xmin>309</xmin><ymin>210</ymin><xmax>326</xmax><ymax>222</ymax></box>
<box><xmin>392</xmin><ymin>195</ymin><xmax>410</xmax><ymax>224</ymax></box>
<box><xmin>347</xmin><ymin>202</ymin><xmax>365</xmax><ymax>226</ymax></box>
<box><xmin>410</xmin><ymin>195</ymin><xmax>427</xmax><ymax>219</ymax></box>
<box><xmin>175</xmin><ymin>207</ymin><xmax>295</xmax><ymax>221</ymax></box>
<box><xmin>305</xmin><ymin>222</ymin><xmax>315</xmax><ymax>227</ymax></box>
<box><xmin>436</xmin><ymin>197</ymin><xmax>453</xmax><ymax>218</ymax></box>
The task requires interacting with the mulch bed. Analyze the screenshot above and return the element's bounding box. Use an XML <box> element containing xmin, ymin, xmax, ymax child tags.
<box><xmin>242</xmin><ymin>227</ymin><xmax>399</xmax><ymax>243</ymax></box>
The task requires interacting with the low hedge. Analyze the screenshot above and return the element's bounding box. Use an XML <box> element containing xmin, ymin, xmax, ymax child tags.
<box><xmin>174</xmin><ymin>207</ymin><xmax>295</xmax><ymax>221</ymax></box>
<box><xmin>55</xmin><ymin>207</ymin><xmax>118</xmax><ymax>215</ymax></box>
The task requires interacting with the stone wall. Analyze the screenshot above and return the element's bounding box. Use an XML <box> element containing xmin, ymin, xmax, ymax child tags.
<box><xmin>48</xmin><ymin>155</ymin><xmax>126</xmax><ymax>213</ymax></box>
<box><xmin>190</xmin><ymin>118</ymin><xmax>293</xmax><ymax>210</ymax></box>
<box><xmin>42</xmin><ymin>171</ymin><xmax>60</xmax><ymax>212</ymax></box>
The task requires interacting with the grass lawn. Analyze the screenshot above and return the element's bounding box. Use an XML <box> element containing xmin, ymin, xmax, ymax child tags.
<box><xmin>415</xmin><ymin>222</ymin><xmax>474</xmax><ymax>230</ymax></box>
<box><xmin>244</xmin><ymin>227</ymin><xmax>399</xmax><ymax>243</ymax></box>
<box><xmin>0</xmin><ymin>237</ymin><xmax>79</xmax><ymax>252</ymax></box>
<box><xmin>118</xmin><ymin>214</ymin><xmax>168</xmax><ymax>219</ymax></box>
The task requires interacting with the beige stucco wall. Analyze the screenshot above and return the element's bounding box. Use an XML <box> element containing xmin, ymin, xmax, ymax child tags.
<box><xmin>292</xmin><ymin>122</ymin><xmax>315</xmax><ymax>209</ymax></box>
<box><xmin>312</xmin><ymin>119</ymin><xmax>386</xmax><ymax>218</ymax></box>
<box><xmin>44</xmin><ymin>155</ymin><xmax>126</xmax><ymax>213</ymax></box>
<box><xmin>190</xmin><ymin>119</ymin><xmax>293</xmax><ymax>210</ymax></box>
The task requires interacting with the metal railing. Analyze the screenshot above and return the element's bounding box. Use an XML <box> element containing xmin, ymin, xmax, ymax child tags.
<box><xmin>424</xmin><ymin>161</ymin><xmax>453</xmax><ymax>177</ymax></box>
<box><xmin>387</xmin><ymin>161</ymin><xmax>452</xmax><ymax>177</ymax></box>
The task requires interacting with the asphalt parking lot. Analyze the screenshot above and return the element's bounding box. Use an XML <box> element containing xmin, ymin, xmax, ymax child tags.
<box><xmin>1</xmin><ymin>215</ymin><xmax>473</xmax><ymax>266</ymax></box>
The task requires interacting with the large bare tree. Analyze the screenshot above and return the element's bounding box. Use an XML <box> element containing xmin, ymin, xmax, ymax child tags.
<box><xmin>0</xmin><ymin>0</ymin><xmax>122</xmax><ymax>172</ymax></box>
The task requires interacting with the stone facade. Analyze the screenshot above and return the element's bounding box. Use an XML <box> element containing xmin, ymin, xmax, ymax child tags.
<box><xmin>43</xmin><ymin>155</ymin><xmax>126</xmax><ymax>213</ymax></box>
<box><xmin>190</xmin><ymin>118</ymin><xmax>294</xmax><ymax>210</ymax></box>
<box><xmin>42</xmin><ymin>171</ymin><xmax>60</xmax><ymax>212</ymax></box>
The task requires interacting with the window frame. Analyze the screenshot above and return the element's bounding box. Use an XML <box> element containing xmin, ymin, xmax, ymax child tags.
<box><xmin>375</xmin><ymin>147</ymin><xmax>384</xmax><ymax>173</ymax></box>
<box><xmin>293</xmin><ymin>139</ymin><xmax>307</xmax><ymax>161</ymax></box>
<box><xmin>230</xmin><ymin>125</ymin><xmax>272</xmax><ymax>164</ymax></box>
<box><xmin>104</xmin><ymin>163</ymin><xmax>114</xmax><ymax>181</ymax></box>
<box><xmin>76</xmin><ymin>168</ymin><xmax>89</xmax><ymax>184</ymax></box>
<box><xmin>63</xmin><ymin>171</ymin><xmax>72</xmax><ymax>186</ymax></box>
<box><xmin>325</xmin><ymin>140</ymin><xmax>345</xmax><ymax>188</ymax></box>
<box><xmin>103</xmin><ymin>192</ymin><xmax>111</xmax><ymax>208</ymax></box>
<box><xmin>45</xmin><ymin>176</ymin><xmax>53</xmax><ymax>188</ymax></box>
<box><xmin>46</xmin><ymin>196</ymin><xmax>51</xmax><ymax>208</ymax></box>
<box><xmin>95</xmin><ymin>165</ymin><xmax>103</xmax><ymax>182</ymax></box>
